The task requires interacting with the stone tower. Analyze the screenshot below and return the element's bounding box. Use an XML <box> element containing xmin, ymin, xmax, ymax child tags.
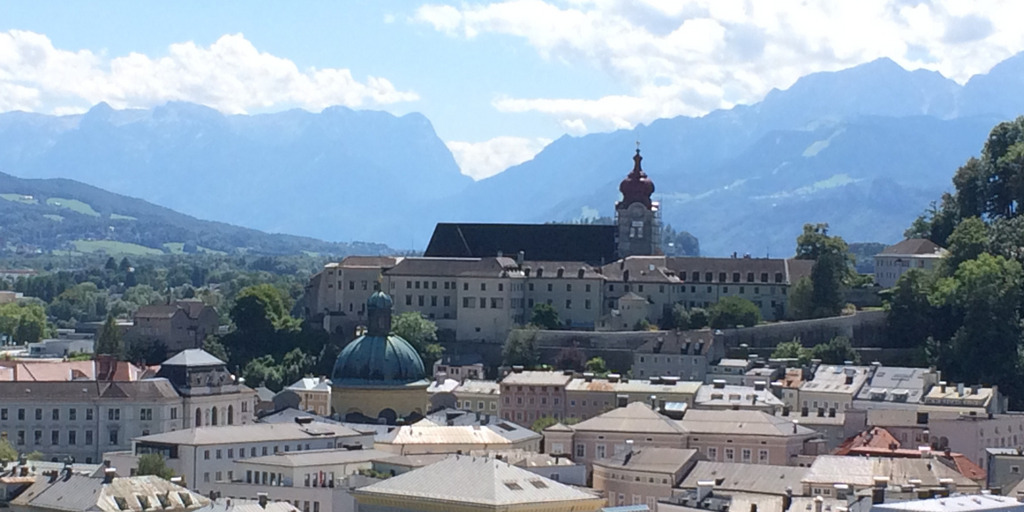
<box><xmin>615</xmin><ymin>149</ymin><xmax>661</xmax><ymax>258</ymax></box>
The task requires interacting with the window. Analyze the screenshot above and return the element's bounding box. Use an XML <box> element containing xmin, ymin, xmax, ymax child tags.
<box><xmin>69</xmin><ymin>408</ymin><xmax>77</xmax><ymax>421</ymax></box>
<box><xmin>86</xmin><ymin>409</ymin><xmax>93</xmax><ymax>421</ymax></box>
<box><xmin>547</xmin><ymin>283</ymin><xmax>553</xmax><ymax>292</ymax></box>
<box><xmin>724</xmin><ymin>448</ymin><xmax>735</xmax><ymax>461</ymax></box>
<box><xmin>18</xmin><ymin>409</ymin><xmax>24</xmax><ymax>420</ymax></box>
<box><xmin>759</xmin><ymin>449</ymin><xmax>769</xmax><ymax>463</ymax></box>
<box><xmin>565</xmin><ymin>299</ymin><xmax>572</xmax><ymax>309</ymax></box>
<box><xmin>528</xmin><ymin>283</ymin><xmax>534</xmax><ymax>291</ymax></box>
<box><xmin>35</xmin><ymin>409</ymin><xmax>42</xmax><ymax>421</ymax></box>
<box><xmin>481</xmin><ymin>283</ymin><xmax>487</xmax><ymax>291</ymax></box>
<box><xmin>205</xmin><ymin>450</ymin><xmax>211</xmax><ymax>460</ymax></box>
<box><xmin>596</xmin><ymin>444</ymin><xmax>606</xmax><ymax>458</ymax></box>
<box><xmin>34</xmin><ymin>430</ymin><xmax>41</xmax><ymax>445</ymax></box>
<box><xmin>52</xmin><ymin>408</ymin><xmax>60</xmax><ymax>421</ymax></box>
<box><xmin>707</xmin><ymin>447</ymin><xmax>717</xmax><ymax>460</ymax></box>
<box><xmin>204</xmin><ymin>473</ymin><xmax>210</xmax><ymax>483</ymax></box>
<box><xmin>140</xmin><ymin>408</ymin><xmax>153</xmax><ymax>421</ymax></box>
<box><xmin>741</xmin><ymin>448</ymin><xmax>752</xmax><ymax>462</ymax></box>
<box><xmin>51</xmin><ymin>430</ymin><xmax>60</xmax><ymax>445</ymax></box>
<box><xmin>586</xmin><ymin>284</ymin><xmax>592</xmax><ymax>292</ymax></box>
<box><xmin>0</xmin><ymin>408</ymin><xmax>6</xmax><ymax>420</ymax></box>
<box><xmin>491</xmin><ymin>298</ymin><xmax>503</xmax><ymax>309</ymax></box>
<box><xmin>216</xmin><ymin>449</ymin><xmax>223</xmax><ymax>459</ymax></box>
<box><xmin>85</xmin><ymin>430</ymin><xmax>93</xmax><ymax>445</ymax></box>
<box><xmin>16</xmin><ymin>430</ymin><xmax>24</xmax><ymax>445</ymax></box>
<box><xmin>405</xmin><ymin>295</ymin><xmax>412</xmax><ymax>306</ymax></box>
<box><xmin>418</xmin><ymin>295</ymin><xmax>424</xmax><ymax>306</ymax></box>
<box><xmin>585</xmin><ymin>299</ymin><xmax>591</xmax><ymax>309</ymax></box>
<box><xmin>463</xmin><ymin>282</ymin><xmax>469</xmax><ymax>291</ymax></box>
<box><xmin>108</xmin><ymin>408</ymin><xmax>121</xmax><ymax>421</ymax></box>
<box><xmin>575</xmin><ymin>443</ymin><xmax>586</xmax><ymax>457</ymax></box>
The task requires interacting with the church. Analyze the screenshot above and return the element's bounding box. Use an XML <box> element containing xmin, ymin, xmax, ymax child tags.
<box><xmin>423</xmin><ymin>148</ymin><xmax>662</xmax><ymax>263</ymax></box>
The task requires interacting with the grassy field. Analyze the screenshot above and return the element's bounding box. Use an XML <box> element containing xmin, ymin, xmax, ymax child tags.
<box><xmin>43</xmin><ymin>214</ymin><xmax>64</xmax><ymax>222</ymax></box>
<box><xmin>72</xmin><ymin>240</ymin><xmax>164</xmax><ymax>256</ymax></box>
<box><xmin>46</xmin><ymin>197</ymin><xmax>100</xmax><ymax>217</ymax></box>
<box><xmin>110</xmin><ymin>213</ymin><xmax>137</xmax><ymax>221</ymax></box>
<box><xmin>1</xmin><ymin>193</ymin><xmax>38</xmax><ymax>204</ymax></box>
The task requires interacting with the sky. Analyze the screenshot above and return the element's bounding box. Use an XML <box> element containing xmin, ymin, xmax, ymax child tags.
<box><xmin>2</xmin><ymin>1</ymin><xmax>1024</xmax><ymax>180</ymax></box>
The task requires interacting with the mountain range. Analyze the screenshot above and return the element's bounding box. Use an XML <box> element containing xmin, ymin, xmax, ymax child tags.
<box><xmin>2</xmin><ymin>54</ymin><xmax>1024</xmax><ymax>256</ymax></box>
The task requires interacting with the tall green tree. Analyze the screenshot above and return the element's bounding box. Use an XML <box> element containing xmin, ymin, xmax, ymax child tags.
<box><xmin>884</xmin><ymin>270</ymin><xmax>935</xmax><ymax>348</ymax></box>
<box><xmin>941</xmin><ymin>217</ymin><xmax>989</xmax><ymax>276</ymax></box>
<box><xmin>709</xmin><ymin>296</ymin><xmax>761</xmax><ymax>329</ymax></box>
<box><xmin>794</xmin><ymin>224</ymin><xmax>851</xmax><ymax>318</ymax></box>
<box><xmin>0</xmin><ymin>437</ymin><xmax>17</xmax><ymax>462</ymax></box>
<box><xmin>771</xmin><ymin>339</ymin><xmax>811</xmax><ymax>366</ymax></box>
<box><xmin>503</xmin><ymin>326</ymin><xmax>540</xmax><ymax>368</ymax></box>
<box><xmin>392</xmin><ymin>311</ymin><xmax>444</xmax><ymax>367</ymax></box>
<box><xmin>137</xmin><ymin>453</ymin><xmax>174</xmax><ymax>479</ymax></box>
<box><xmin>810</xmin><ymin>336</ymin><xmax>860</xmax><ymax>365</ymax></box>
<box><xmin>95</xmin><ymin>314</ymin><xmax>125</xmax><ymax>359</ymax></box>
<box><xmin>530</xmin><ymin>303</ymin><xmax>561</xmax><ymax>330</ymax></box>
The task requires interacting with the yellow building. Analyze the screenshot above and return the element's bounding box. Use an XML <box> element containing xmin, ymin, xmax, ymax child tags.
<box><xmin>330</xmin><ymin>291</ymin><xmax>429</xmax><ymax>423</ymax></box>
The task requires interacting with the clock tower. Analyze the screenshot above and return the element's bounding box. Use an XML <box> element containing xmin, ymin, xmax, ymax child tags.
<box><xmin>615</xmin><ymin>148</ymin><xmax>661</xmax><ymax>258</ymax></box>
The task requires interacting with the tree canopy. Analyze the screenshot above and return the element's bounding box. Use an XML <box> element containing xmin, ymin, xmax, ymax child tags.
<box><xmin>530</xmin><ymin>303</ymin><xmax>561</xmax><ymax>330</ymax></box>
<box><xmin>709</xmin><ymin>297</ymin><xmax>761</xmax><ymax>329</ymax></box>
<box><xmin>392</xmin><ymin>311</ymin><xmax>444</xmax><ymax>368</ymax></box>
<box><xmin>137</xmin><ymin>453</ymin><xmax>174</xmax><ymax>479</ymax></box>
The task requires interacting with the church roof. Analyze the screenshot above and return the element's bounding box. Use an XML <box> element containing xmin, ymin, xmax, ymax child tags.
<box><xmin>424</xmin><ymin>223</ymin><xmax>617</xmax><ymax>264</ymax></box>
<box><xmin>331</xmin><ymin>334</ymin><xmax>426</xmax><ymax>386</ymax></box>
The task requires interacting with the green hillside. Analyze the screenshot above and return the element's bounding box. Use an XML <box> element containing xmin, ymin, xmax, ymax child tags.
<box><xmin>0</xmin><ymin>171</ymin><xmax>391</xmax><ymax>256</ymax></box>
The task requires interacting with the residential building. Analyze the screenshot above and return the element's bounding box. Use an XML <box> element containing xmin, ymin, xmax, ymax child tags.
<box><xmin>425</xmin><ymin>375</ymin><xmax>460</xmax><ymax>411</ymax></box>
<box><xmin>780</xmin><ymin>407</ymin><xmax>866</xmax><ymax>451</ymax></box>
<box><xmin>109</xmin><ymin>422</ymin><xmax>372</xmax><ymax>496</ymax></box>
<box><xmin>128</xmin><ymin>300</ymin><xmax>219</xmax><ymax>353</ymax></box>
<box><xmin>500</xmin><ymin>370</ymin><xmax>573</xmax><ymax>424</ymax></box>
<box><xmin>543</xmin><ymin>403</ymin><xmax>689</xmax><ymax>470</ymax></box>
<box><xmin>305</xmin><ymin>256</ymin><xmax>400</xmax><ymax>336</ymax></box>
<box><xmin>705</xmin><ymin>359</ymin><xmax>753</xmax><ymax>386</ymax></box>
<box><xmin>469</xmin><ymin>449</ymin><xmax>587</xmax><ymax>486</ymax></box>
<box><xmin>872</xmin><ymin>494</ymin><xmax>1024</xmax><ymax>512</ymax></box>
<box><xmin>25</xmin><ymin>338</ymin><xmax>94</xmax><ymax>358</ymax></box>
<box><xmin>679</xmin><ymin>461</ymin><xmax>809</xmax><ymax>498</ymax></box>
<box><xmin>853</xmin><ymin>365</ymin><xmax>940</xmax><ymax>412</ymax></box>
<box><xmin>792</xmin><ymin>364</ymin><xmax>874</xmax><ymax>414</ymax></box>
<box><xmin>283</xmin><ymin>378</ymin><xmax>331</xmax><ymax>417</ymax></box>
<box><xmin>433</xmin><ymin>353</ymin><xmax>485</xmax><ymax>380</ymax></box>
<box><xmin>352</xmin><ymin>455</ymin><xmax>606</xmax><ymax>512</ymax></box>
<box><xmin>928</xmin><ymin>413</ymin><xmax>1024</xmax><ymax>470</ymax></box>
<box><xmin>658</xmin><ymin>484</ymin><xmax>784</xmax><ymax>512</ymax></box>
<box><xmin>374</xmin><ymin>421</ymin><xmax>541</xmax><ymax>455</ymax></box>
<box><xmin>631</xmin><ymin>330</ymin><xmax>721</xmax><ymax>381</ymax></box>
<box><xmin>921</xmin><ymin>382</ymin><xmax>1005</xmax><ymax>415</ymax></box>
<box><xmin>0</xmin><ymin>357</ymin><xmax>144</xmax><ymax>382</ymax></box>
<box><xmin>565</xmin><ymin>375</ymin><xmax>701</xmax><ymax>421</ymax></box>
<box><xmin>679</xmin><ymin>409</ymin><xmax>823</xmax><ymax>465</ymax></box>
<box><xmin>985</xmin><ymin>447</ymin><xmax>1024</xmax><ymax>493</ymax></box>
<box><xmin>874</xmin><ymin>239</ymin><xmax>946</xmax><ymax>289</ymax></box>
<box><xmin>0</xmin><ymin>379</ymin><xmax>182</xmax><ymax>464</ymax></box>
<box><xmin>592</xmin><ymin>447</ymin><xmax>700</xmax><ymax>511</ymax></box>
<box><xmin>10</xmin><ymin>468</ymin><xmax>209</xmax><ymax>512</ymax></box>
<box><xmin>692</xmin><ymin>381</ymin><xmax>783</xmax><ymax>414</ymax></box>
<box><xmin>801</xmin><ymin>455</ymin><xmax>980</xmax><ymax>496</ymax></box>
<box><xmin>453</xmin><ymin>379</ymin><xmax>501</xmax><ymax>414</ymax></box>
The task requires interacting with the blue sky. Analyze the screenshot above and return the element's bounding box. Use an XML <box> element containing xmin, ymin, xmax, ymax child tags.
<box><xmin>3</xmin><ymin>1</ymin><xmax>1024</xmax><ymax>179</ymax></box>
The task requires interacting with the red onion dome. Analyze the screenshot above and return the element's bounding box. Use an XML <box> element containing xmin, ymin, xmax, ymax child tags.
<box><xmin>617</xmin><ymin>149</ymin><xmax>655</xmax><ymax>209</ymax></box>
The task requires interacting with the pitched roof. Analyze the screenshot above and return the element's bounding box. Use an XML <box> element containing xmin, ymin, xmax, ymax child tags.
<box><xmin>881</xmin><ymin>239</ymin><xmax>944</xmax><ymax>256</ymax></box>
<box><xmin>134</xmin><ymin>305</ymin><xmax>181</xmax><ymax>319</ymax></box>
<box><xmin>377</xmin><ymin>424</ymin><xmax>522</xmax><ymax>447</ymax></box>
<box><xmin>635</xmin><ymin>331</ymin><xmax>715</xmax><ymax>355</ymax></box>
<box><xmin>162</xmin><ymin>349</ymin><xmax>225</xmax><ymax>367</ymax></box>
<box><xmin>285</xmin><ymin>377</ymin><xmax>331</xmax><ymax>391</ymax></box>
<box><xmin>354</xmin><ymin>455</ymin><xmax>601</xmax><ymax>506</ymax></box>
<box><xmin>501</xmin><ymin>371</ymin><xmax>573</xmax><ymax>386</ymax></box>
<box><xmin>680</xmin><ymin>409</ymin><xmax>817</xmax><ymax>437</ymax></box>
<box><xmin>834</xmin><ymin>427</ymin><xmax>900</xmax><ymax>455</ymax></box>
<box><xmin>240</xmin><ymin>448</ymin><xmax>397</xmax><ymax>468</ymax></box>
<box><xmin>601</xmin><ymin>256</ymin><xmax>681</xmax><ymax>283</ymax></box>
<box><xmin>569</xmin><ymin>402</ymin><xmax>686</xmax><ymax>435</ymax></box>
<box><xmin>198</xmin><ymin>499</ymin><xmax>299</xmax><ymax>512</ymax></box>
<box><xmin>802</xmin><ymin>455</ymin><xmax>979</xmax><ymax>489</ymax></box>
<box><xmin>0</xmin><ymin>379</ymin><xmax>180</xmax><ymax>402</ymax></box>
<box><xmin>338</xmin><ymin>256</ymin><xmax>401</xmax><ymax>269</ymax></box>
<box><xmin>681</xmin><ymin>461</ymin><xmax>809</xmax><ymax>496</ymax></box>
<box><xmin>11</xmin><ymin>473</ymin><xmax>209</xmax><ymax>512</ymax></box>
<box><xmin>424</xmin><ymin>223</ymin><xmax>618</xmax><ymax>264</ymax></box>
<box><xmin>592</xmin><ymin>447</ymin><xmax>699</xmax><ymax>474</ymax></box>
<box><xmin>384</xmin><ymin>256</ymin><xmax>521</xmax><ymax>278</ymax></box>
<box><xmin>135</xmin><ymin>422</ymin><xmax>362</xmax><ymax>446</ymax></box>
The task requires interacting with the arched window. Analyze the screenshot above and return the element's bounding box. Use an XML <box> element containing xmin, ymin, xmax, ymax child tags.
<box><xmin>228</xmin><ymin>405</ymin><xmax>234</xmax><ymax>425</ymax></box>
<box><xmin>578</xmin><ymin>269</ymin><xmax>585</xmax><ymax>279</ymax></box>
<box><xmin>195</xmin><ymin>408</ymin><xmax>202</xmax><ymax>427</ymax></box>
<box><xmin>623</xmin><ymin>270</ymin><xmax>630</xmax><ymax>282</ymax></box>
<box><xmin>556</xmin><ymin>268</ymin><xmax>564</xmax><ymax>278</ymax></box>
<box><xmin>211</xmin><ymin>407</ymin><xmax>218</xmax><ymax>426</ymax></box>
<box><xmin>536</xmin><ymin>268</ymin><xmax>544</xmax><ymax>278</ymax></box>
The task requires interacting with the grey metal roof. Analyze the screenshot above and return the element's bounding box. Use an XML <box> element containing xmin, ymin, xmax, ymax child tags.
<box><xmin>592</xmin><ymin>447</ymin><xmax>699</xmax><ymax>474</ymax></box>
<box><xmin>680</xmin><ymin>409</ymin><xmax>817</xmax><ymax>437</ymax></box>
<box><xmin>240</xmin><ymin>448</ymin><xmax>397</xmax><ymax>468</ymax></box>
<box><xmin>197</xmin><ymin>499</ymin><xmax>299</xmax><ymax>512</ymax></box>
<box><xmin>680</xmin><ymin>461</ymin><xmax>809</xmax><ymax>496</ymax></box>
<box><xmin>11</xmin><ymin>473</ymin><xmax>209</xmax><ymax>512</ymax></box>
<box><xmin>569</xmin><ymin>402</ymin><xmax>687</xmax><ymax>434</ymax></box>
<box><xmin>135</xmin><ymin>422</ymin><xmax>362</xmax><ymax>446</ymax></box>
<box><xmin>354</xmin><ymin>455</ymin><xmax>601</xmax><ymax>506</ymax></box>
<box><xmin>162</xmin><ymin>349</ymin><xmax>225</xmax><ymax>367</ymax></box>
<box><xmin>802</xmin><ymin>455</ymin><xmax>979</xmax><ymax>490</ymax></box>
<box><xmin>0</xmin><ymin>379</ymin><xmax>181</xmax><ymax>402</ymax></box>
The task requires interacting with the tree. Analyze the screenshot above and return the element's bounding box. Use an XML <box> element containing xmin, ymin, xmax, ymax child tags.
<box><xmin>530</xmin><ymin>303</ymin><xmax>561</xmax><ymax>330</ymax></box>
<box><xmin>503</xmin><ymin>326</ymin><xmax>540</xmax><ymax>368</ymax></box>
<box><xmin>885</xmin><ymin>270</ymin><xmax>935</xmax><ymax>348</ymax></box>
<box><xmin>688</xmin><ymin>308</ymin><xmax>709</xmax><ymax>329</ymax></box>
<box><xmin>95</xmin><ymin>314</ymin><xmax>124</xmax><ymax>359</ymax></box>
<box><xmin>392</xmin><ymin>312</ymin><xmax>443</xmax><ymax>367</ymax></box>
<box><xmin>0</xmin><ymin>302</ymin><xmax>47</xmax><ymax>344</ymax></box>
<box><xmin>202</xmin><ymin>336</ymin><xmax>229</xmax><ymax>363</ymax></box>
<box><xmin>242</xmin><ymin>355</ymin><xmax>285</xmax><ymax>391</ymax></box>
<box><xmin>137</xmin><ymin>453</ymin><xmax>174</xmax><ymax>479</ymax></box>
<box><xmin>666</xmin><ymin>303</ymin><xmax>690</xmax><ymax>330</ymax></box>
<box><xmin>585</xmin><ymin>357</ymin><xmax>608</xmax><ymax>375</ymax></box>
<box><xmin>709</xmin><ymin>297</ymin><xmax>761</xmax><ymax>329</ymax></box>
<box><xmin>771</xmin><ymin>339</ymin><xmax>811</xmax><ymax>366</ymax></box>
<box><xmin>792</xmin><ymin>224</ymin><xmax>852</xmax><ymax>318</ymax></box>
<box><xmin>787</xmin><ymin>277</ymin><xmax>814</xmax><ymax>320</ymax></box>
<box><xmin>0</xmin><ymin>437</ymin><xmax>17</xmax><ymax>462</ymax></box>
<box><xmin>104</xmin><ymin>257</ymin><xmax>118</xmax><ymax>271</ymax></box>
<box><xmin>941</xmin><ymin>217</ymin><xmax>989</xmax><ymax>276</ymax></box>
<box><xmin>809</xmin><ymin>336</ymin><xmax>860</xmax><ymax>365</ymax></box>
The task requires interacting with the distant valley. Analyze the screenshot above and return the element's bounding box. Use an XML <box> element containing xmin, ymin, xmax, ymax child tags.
<box><xmin>2</xmin><ymin>54</ymin><xmax>1024</xmax><ymax>255</ymax></box>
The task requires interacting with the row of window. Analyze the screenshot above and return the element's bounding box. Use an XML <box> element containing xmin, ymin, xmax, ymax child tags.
<box><xmin>12</xmin><ymin>428</ymin><xmax>118</xmax><ymax>446</ymax></box>
<box><xmin>704</xmin><ymin>446</ymin><xmax>771</xmax><ymax>463</ymax></box>
<box><xmin>203</xmin><ymin>442</ymin><xmax>321</xmax><ymax>461</ymax></box>
<box><xmin>0</xmin><ymin>407</ymin><xmax>167</xmax><ymax>422</ymax></box>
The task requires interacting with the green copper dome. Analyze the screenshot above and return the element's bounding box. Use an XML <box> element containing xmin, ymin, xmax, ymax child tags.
<box><xmin>331</xmin><ymin>291</ymin><xmax>426</xmax><ymax>386</ymax></box>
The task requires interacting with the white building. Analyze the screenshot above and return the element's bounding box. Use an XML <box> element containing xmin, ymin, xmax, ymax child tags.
<box><xmin>874</xmin><ymin>239</ymin><xmax>946</xmax><ymax>288</ymax></box>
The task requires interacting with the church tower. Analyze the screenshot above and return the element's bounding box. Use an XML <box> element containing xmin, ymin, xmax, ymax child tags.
<box><xmin>615</xmin><ymin>148</ymin><xmax>661</xmax><ymax>258</ymax></box>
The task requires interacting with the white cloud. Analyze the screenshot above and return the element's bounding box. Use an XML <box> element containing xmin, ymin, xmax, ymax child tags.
<box><xmin>415</xmin><ymin>0</ymin><xmax>1024</xmax><ymax>132</ymax></box>
<box><xmin>446</xmin><ymin>136</ymin><xmax>552</xmax><ymax>180</ymax></box>
<box><xmin>0</xmin><ymin>30</ymin><xmax>418</xmax><ymax>114</ymax></box>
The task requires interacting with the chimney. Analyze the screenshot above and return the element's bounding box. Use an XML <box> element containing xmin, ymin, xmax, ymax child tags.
<box><xmin>103</xmin><ymin>467</ymin><xmax>117</xmax><ymax>484</ymax></box>
<box><xmin>713</xmin><ymin>379</ymin><xmax>726</xmax><ymax>389</ymax></box>
<box><xmin>957</xmin><ymin>383</ymin><xmax>965</xmax><ymax>396</ymax></box>
<box><xmin>814</xmin><ymin>495</ymin><xmax>824</xmax><ymax>512</ymax></box>
<box><xmin>784</xmin><ymin>487</ymin><xmax>793</xmax><ymax>512</ymax></box>
<box><xmin>792</xmin><ymin>420</ymin><xmax>799</xmax><ymax>434</ymax></box>
<box><xmin>872</xmin><ymin>476</ymin><xmax>889</xmax><ymax>504</ymax></box>
<box><xmin>939</xmin><ymin>477</ymin><xmax>956</xmax><ymax>493</ymax></box>
<box><xmin>939</xmin><ymin>381</ymin><xmax>946</xmax><ymax>393</ymax></box>
<box><xmin>583</xmin><ymin>372</ymin><xmax>594</xmax><ymax>382</ymax></box>
<box><xmin>696</xmin><ymin>480</ymin><xmax>715</xmax><ymax>501</ymax></box>
<box><xmin>512</xmin><ymin>365</ymin><xmax>524</xmax><ymax>373</ymax></box>
<box><xmin>257</xmin><ymin>493</ymin><xmax>269</xmax><ymax>509</ymax></box>
<box><xmin>754</xmin><ymin>381</ymin><xmax>766</xmax><ymax>391</ymax></box>
<box><xmin>517</xmin><ymin>251</ymin><xmax>525</xmax><ymax>266</ymax></box>
<box><xmin>497</xmin><ymin>250</ymin><xmax>503</xmax><ymax>258</ymax></box>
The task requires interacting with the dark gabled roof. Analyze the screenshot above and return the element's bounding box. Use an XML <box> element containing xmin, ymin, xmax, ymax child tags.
<box><xmin>424</xmin><ymin>223</ymin><xmax>618</xmax><ymax>264</ymax></box>
<box><xmin>636</xmin><ymin>330</ymin><xmax>716</xmax><ymax>355</ymax></box>
<box><xmin>134</xmin><ymin>305</ymin><xmax>180</xmax><ymax>319</ymax></box>
<box><xmin>881</xmin><ymin>238</ymin><xmax>944</xmax><ymax>256</ymax></box>
<box><xmin>0</xmin><ymin>380</ymin><xmax>181</xmax><ymax>401</ymax></box>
